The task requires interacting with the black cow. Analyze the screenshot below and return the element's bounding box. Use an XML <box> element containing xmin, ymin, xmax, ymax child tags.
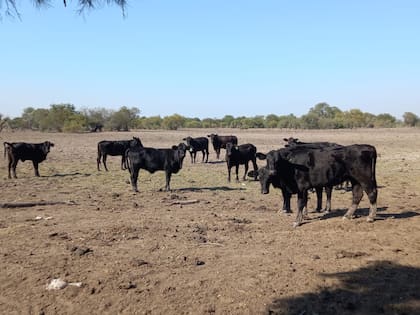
<box><xmin>4</xmin><ymin>141</ymin><xmax>54</xmax><ymax>178</ymax></box>
<box><xmin>97</xmin><ymin>137</ymin><xmax>143</xmax><ymax>171</ymax></box>
<box><xmin>283</xmin><ymin>137</ymin><xmax>339</xmax><ymax>149</ymax></box>
<box><xmin>283</xmin><ymin>137</ymin><xmax>351</xmax><ymax>191</ymax></box>
<box><xmin>207</xmin><ymin>134</ymin><xmax>238</xmax><ymax>159</ymax></box>
<box><xmin>182</xmin><ymin>136</ymin><xmax>209</xmax><ymax>163</ymax></box>
<box><xmin>126</xmin><ymin>143</ymin><xmax>188</xmax><ymax>192</ymax></box>
<box><xmin>257</xmin><ymin>144</ymin><xmax>378</xmax><ymax>227</ymax></box>
<box><xmin>226</xmin><ymin>142</ymin><xmax>258</xmax><ymax>182</ymax></box>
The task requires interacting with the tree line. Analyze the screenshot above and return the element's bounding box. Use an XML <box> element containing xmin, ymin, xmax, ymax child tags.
<box><xmin>0</xmin><ymin>103</ymin><xmax>419</xmax><ymax>133</ymax></box>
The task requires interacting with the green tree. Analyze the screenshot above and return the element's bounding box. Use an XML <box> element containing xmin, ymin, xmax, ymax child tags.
<box><xmin>374</xmin><ymin>113</ymin><xmax>397</xmax><ymax>128</ymax></box>
<box><xmin>162</xmin><ymin>114</ymin><xmax>186</xmax><ymax>130</ymax></box>
<box><xmin>107</xmin><ymin>106</ymin><xmax>140</xmax><ymax>131</ymax></box>
<box><xmin>403</xmin><ymin>112</ymin><xmax>419</xmax><ymax>127</ymax></box>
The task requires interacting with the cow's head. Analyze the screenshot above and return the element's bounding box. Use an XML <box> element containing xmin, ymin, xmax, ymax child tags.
<box><xmin>42</xmin><ymin>141</ymin><xmax>54</xmax><ymax>154</ymax></box>
<box><xmin>257</xmin><ymin>166</ymin><xmax>272</xmax><ymax>194</ymax></box>
<box><xmin>131</xmin><ymin>137</ymin><xmax>143</xmax><ymax>148</ymax></box>
<box><xmin>174</xmin><ymin>143</ymin><xmax>187</xmax><ymax>167</ymax></box>
<box><xmin>225</xmin><ymin>142</ymin><xmax>237</xmax><ymax>158</ymax></box>
<box><xmin>182</xmin><ymin>137</ymin><xmax>194</xmax><ymax>152</ymax></box>
<box><xmin>207</xmin><ymin>134</ymin><xmax>217</xmax><ymax>141</ymax></box>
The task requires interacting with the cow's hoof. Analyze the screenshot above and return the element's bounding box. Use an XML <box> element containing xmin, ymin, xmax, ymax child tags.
<box><xmin>292</xmin><ymin>222</ymin><xmax>300</xmax><ymax>228</ymax></box>
<box><xmin>367</xmin><ymin>217</ymin><xmax>375</xmax><ymax>223</ymax></box>
<box><xmin>342</xmin><ymin>215</ymin><xmax>355</xmax><ymax>220</ymax></box>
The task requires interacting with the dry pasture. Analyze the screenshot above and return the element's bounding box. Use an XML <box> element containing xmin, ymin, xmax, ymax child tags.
<box><xmin>0</xmin><ymin>128</ymin><xmax>419</xmax><ymax>315</ymax></box>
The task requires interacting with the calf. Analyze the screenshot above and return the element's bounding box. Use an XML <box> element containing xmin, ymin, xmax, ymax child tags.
<box><xmin>183</xmin><ymin>136</ymin><xmax>209</xmax><ymax>163</ymax></box>
<box><xmin>126</xmin><ymin>143</ymin><xmax>188</xmax><ymax>192</ymax></box>
<box><xmin>257</xmin><ymin>144</ymin><xmax>378</xmax><ymax>227</ymax></box>
<box><xmin>97</xmin><ymin>137</ymin><xmax>143</xmax><ymax>171</ymax></box>
<box><xmin>226</xmin><ymin>143</ymin><xmax>258</xmax><ymax>182</ymax></box>
<box><xmin>4</xmin><ymin>141</ymin><xmax>54</xmax><ymax>178</ymax></box>
<box><xmin>207</xmin><ymin>134</ymin><xmax>238</xmax><ymax>159</ymax></box>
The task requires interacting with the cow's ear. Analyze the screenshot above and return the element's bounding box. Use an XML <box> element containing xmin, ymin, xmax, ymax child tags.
<box><xmin>49</xmin><ymin>142</ymin><xmax>55</xmax><ymax>147</ymax></box>
<box><xmin>256</xmin><ymin>152</ymin><xmax>266</xmax><ymax>160</ymax></box>
<box><xmin>283</xmin><ymin>138</ymin><xmax>288</xmax><ymax>142</ymax></box>
<box><xmin>172</xmin><ymin>145</ymin><xmax>178</xmax><ymax>150</ymax></box>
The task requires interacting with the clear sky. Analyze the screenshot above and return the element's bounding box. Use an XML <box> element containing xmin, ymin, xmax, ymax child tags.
<box><xmin>1</xmin><ymin>0</ymin><xmax>419</xmax><ymax>119</ymax></box>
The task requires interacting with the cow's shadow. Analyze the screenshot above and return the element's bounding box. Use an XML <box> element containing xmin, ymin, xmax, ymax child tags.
<box><xmin>206</xmin><ymin>160</ymin><xmax>226</xmax><ymax>164</ymax></box>
<box><xmin>265</xmin><ymin>260</ymin><xmax>420</xmax><ymax>315</ymax></box>
<box><xmin>45</xmin><ymin>172</ymin><xmax>92</xmax><ymax>178</ymax></box>
<box><xmin>176</xmin><ymin>186</ymin><xmax>245</xmax><ymax>192</ymax></box>
<box><xmin>319</xmin><ymin>206</ymin><xmax>419</xmax><ymax>221</ymax></box>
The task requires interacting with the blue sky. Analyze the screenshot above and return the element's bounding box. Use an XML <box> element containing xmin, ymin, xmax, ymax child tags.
<box><xmin>1</xmin><ymin>0</ymin><xmax>419</xmax><ymax>119</ymax></box>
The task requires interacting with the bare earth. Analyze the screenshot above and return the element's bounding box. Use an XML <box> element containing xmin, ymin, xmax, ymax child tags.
<box><xmin>0</xmin><ymin>128</ymin><xmax>419</xmax><ymax>315</ymax></box>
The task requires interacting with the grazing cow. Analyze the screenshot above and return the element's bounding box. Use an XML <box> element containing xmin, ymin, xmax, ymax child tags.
<box><xmin>4</xmin><ymin>141</ymin><xmax>54</xmax><ymax>178</ymax></box>
<box><xmin>257</xmin><ymin>144</ymin><xmax>378</xmax><ymax>227</ymax></box>
<box><xmin>97</xmin><ymin>137</ymin><xmax>143</xmax><ymax>171</ymax></box>
<box><xmin>182</xmin><ymin>136</ymin><xmax>209</xmax><ymax>163</ymax></box>
<box><xmin>207</xmin><ymin>134</ymin><xmax>238</xmax><ymax>159</ymax></box>
<box><xmin>126</xmin><ymin>143</ymin><xmax>188</xmax><ymax>192</ymax></box>
<box><xmin>226</xmin><ymin>142</ymin><xmax>258</xmax><ymax>182</ymax></box>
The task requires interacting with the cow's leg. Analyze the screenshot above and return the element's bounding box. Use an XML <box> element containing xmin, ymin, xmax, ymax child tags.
<box><xmin>32</xmin><ymin>161</ymin><xmax>40</xmax><ymax>177</ymax></box>
<box><xmin>130</xmin><ymin>166</ymin><xmax>140</xmax><ymax>192</ymax></box>
<box><xmin>324</xmin><ymin>186</ymin><xmax>333</xmax><ymax>213</ymax></box>
<box><xmin>294</xmin><ymin>190</ymin><xmax>307</xmax><ymax>228</ymax></box>
<box><xmin>364</xmin><ymin>184</ymin><xmax>378</xmax><ymax>222</ymax></box>
<box><xmin>227</xmin><ymin>164</ymin><xmax>231</xmax><ymax>182</ymax></box>
<box><xmin>97</xmin><ymin>153</ymin><xmax>102</xmax><ymax>171</ymax></box>
<box><xmin>103</xmin><ymin>155</ymin><xmax>109</xmax><ymax>171</ymax></box>
<box><xmin>11</xmin><ymin>158</ymin><xmax>18</xmax><ymax>178</ymax></box>
<box><xmin>165</xmin><ymin>171</ymin><xmax>172</xmax><ymax>191</ymax></box>
<box><xmin>251</xmin><ymin>158</ymin><xmax>258</xmax><ymax>181</ymax></box>
<box><xmin>121</xmin><ymin>156</ymin><xmax>126</xmax><ymax>170</ymax></box>
<box><xmin>343</xmin><ymin>183</ymin><xmax>363</xmax><ymax>219</ymax></box>
<box><xmin>235</xmin><ymin>164</ymin><xmax>240</xmax><ymax>182</ymax></box>
<box><xmin>243</xmin><ymin>162</ymin><xmax>249</xmax><ymax>181</ymax></box>
<box><xmin>216</xmin><ymin>149</ymin><xmax>220</xmax><ymax>160</ymax></box>
<box><xmin>193</xmin><ymin>152</ymin><xmax>197</xmax><ymax>163</ymax></box>
<box><xmin>205</xmin><ymin>150</ymin><xmax>209</xmax><ymax>163</ymax></box>
<box><xmin>315</xmin><ymin>187</ymin><xmax>323</xmax><ymax>212</ymax></box>
<box><xmin>281</xmin><ymin>189</ymin><xmax>292</xmax><ymax>213</ymax></box>
<box><xmin>7</xmin><ymin>157</ymin><xmax>13</xmax><ymax>179</ymax></box>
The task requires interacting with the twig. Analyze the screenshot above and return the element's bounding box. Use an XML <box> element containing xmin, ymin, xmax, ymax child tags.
<box><xmin>0</xmin><ymin>201</ymin><xmax>77</xmax><ymax>208</ymax></box>
<box><xmin>169</xmin><ymin>199</ymin><xmax>199</xmax><ymax>206</ymax></box>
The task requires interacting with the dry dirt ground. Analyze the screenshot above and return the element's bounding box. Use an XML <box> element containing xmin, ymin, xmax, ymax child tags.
<box><xmin>0</xmin><ymin>128</ymin><xmax>419</xmax><ymax>315</ymax></box>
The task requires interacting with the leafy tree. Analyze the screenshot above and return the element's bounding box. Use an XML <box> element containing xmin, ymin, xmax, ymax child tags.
<box><xmin>0</xmin><ymin>114</ymin><xmax>11</xmax><ymax>131</ymax></box>
<box><xmin>221</xmin><ymin>115</ymin><xmax>234</xmax><ymax>128</ymax></box>
<box><xmin>82</xmin><ymin>107</ymin><xmax>111</xmax><ymax>130</ymax></box>
<box><xmin>136</xmin><ymin>116</ymin><xmax>163</xmax><ymax>129</ymax></box>
<box><xmin>374</xmin><ymin>113</ymin><xmax>397</xmax><ymax>128</ymax></box>
<box><xmin>308</xmin><ymin>102</ymin><xmax>341</xmax><ymax>119</ymax></box>
<box><xmin>264</xmin><ymin>114</ymin><xmax>279</xmax><ymax>128</ymax></box>
<box><xmin>162</xmin><ymin>114</ymin><xmax>186</xmax><ymax>130</ymax></box>
<box><xmin>1</xmin><ymin>0</ymin><xmax>127</xmax><ymax>19</ymax></box>
<box><xmin>107</xmin><ymin>106</ymin><xmax>140</xmax><ymax>131</ymax></box>
<box><xmin>403</xmin><ymin>112</ymin><xmax>419</xmax><ymax>127</ymax></box>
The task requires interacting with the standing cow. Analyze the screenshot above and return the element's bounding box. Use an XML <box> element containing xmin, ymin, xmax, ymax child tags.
<box><xmin>207</xmin><ymin>134</ymin><xmax>238</xmax><ymax>159</ymax></box>
<box><xmin>225</xmin><ymin>142</ymin><xmax>258</xmax><ymax>182</ymax></box>
<box><xmin>125</xmin><ymin>143</ymin><xmax>188</xmax><ymax>192</ymax></box>
<box><xmin>257</xmin><ymin>144</ymin><xmax>378</xmax><ymax>227</ymax></box>
<box><xmin>97</xmin><ymin>137</ymin><xmax>143</xmax><ymax>171</ymax></box>
<box><xmin>183</xmin><ymin>136</ymin><xmax>209</xmax><ymax>163</ymax></box>
<box><xmin>4</xmin><ymin>141</ymin><xmax>54</xmax><ymax>178</ymax></box>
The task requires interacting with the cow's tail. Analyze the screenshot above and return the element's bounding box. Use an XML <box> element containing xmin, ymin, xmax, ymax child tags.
<box><xmin>125</xmin><ymin>148</ymin><xmax>132</xmax><ymax>174</ymax></box>
<box><xmin>371</xmin><ymin>148</ymin><xmax>377</xmax><ymax>183</ymax></box>
<box><xmin>3</xmin><ymin>142</ymin><xmax>12</xmax><ymax>159</ymax></box>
